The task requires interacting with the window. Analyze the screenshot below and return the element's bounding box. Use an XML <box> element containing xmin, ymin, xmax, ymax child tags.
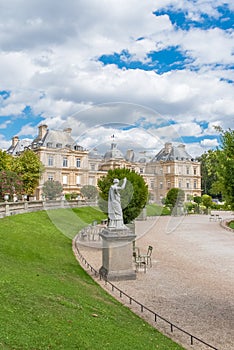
<box><xmin>63</xmin><ymin>157</ymin><xmax>68</xmax><ymax>167</ymax></box>
<box><xmin>167</xmin><ymin>166</ymin><xmax>171</xmax><ymax>173</ymax></box>
<box><xmin>63</xmin><ymin>175</ymin><xmax>68</xmax><ymax>185</ymax></box>
<box><xmin>194</xmin><ymin>168</ymin><xmax>197</xmax><ymax>175</ymax></box>
<box><xmin>48</xmin><ymin>155</ymin><xmax>54</xmax><ymax>166</ymax></box>
<box><xmin>167</xmin><ymin>181</ymin><xmax>171</xmax><ymax>189</ymax></box>
<box><xmin>47</xmin><ymin>142</ymin><xmax>53</xmax><ymax>148</ymax></box>
<box><xmin>160</xmin><ymin>182</ymin><xmax>163</xmax><ymax>189</ymax></box>
<box><xmin>76</xmin><ymin>175</ymin><xmax>81</xmax><ymax>185</ymax></box>
<box><xmin>90</xmin><ymin>163</ymin><xmax>95</xmax><ymax>171</ymax></box>
<box><xmin>89</xmin><ymin>177</ymin><xmax>95</xmax><ymax>185</ymax></box>
<box><xmin>194</xmin><ymin>181</ymin><xmax>197</xmax><ymax>189</ymax></box>
<box><xmin>139</xmin><ymin>168</ymin><xmax>144</xmax><ymax>174</ymax></box>
<box><xmin>48</xmin><ymin>174</ymin><xmax>54</xmax><ymax>181</ymax></box>
<box><xmin>74</xmin><ymin>145</ymin><xmax>83</xmax><ymax>151</ymax></box>
<box><xmin>186</xmin><ymin>181</ymin><xmax>190</xmax><ymax>189</ymax></box>
<box><xmin>150</xmin><ymin>180</ymin><xmax>154</xmax><ymax>189</ymax></box>
<box><xmin>186</xmin><ymin>167</ymin><xmax>190</xmax><ymax>175</ymax></box>
<box><xmin>179</xmin><ymin>180</ymin><xmax>182</xmax><ymax>188</ymax></box>
<box><xmin>160</xmin><ymin>168</ymin><xmax>163</xmax><ymax>174</ymax></box>
<box><xmin>56</xmin><ymin>143</ymin><xmax>62</xmax><ymax>148</ymax></box>
<box><xmin>76</xmin><ymin>158</ymin><xmax>81</xmax><ymax>168</ymax></box>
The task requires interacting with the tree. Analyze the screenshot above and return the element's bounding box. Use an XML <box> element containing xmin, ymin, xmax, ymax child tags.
<box><xmin>0</xmin><ymin>150</ymin><xmax>14</xmax><ymax>171</ymax></box>
<box><xmin>202</xmin><ymin>194</ymin><xmax>213</xmax><ymax>209</ymax></box>
<box><xmin>197</xmin><ymin>150</ymin><xmax>220</xmax><ymax>197</ymax></box>
<box><xmin>80</xmin><ymin>185</ymin><xmax>98</xmax><ymax>201</ymax></box>
<box><xmin>98</xmin><ymin>168</ymin><xmax>148</xmax><ymax>224</ymax></box>
<box><xmin>193</xmin><ymin>195</ymin><xmax>202</xmax><ymax>213</ymax></box>
<box><xmin>12</xmin><ymin>149</ymin><xmax>44</xmax><ymax>195</ymax></box>
<box><xmin>214</xmin><ymin>127</ymin><xmax>234</xmax><ymax>210</ymax></box>
<box><xmin>42</xmin><ymin>180</ymin><xmax>63</xmax><ymax>200</ymax></box>
<box><xmin>0</xmin><ymin>170</ymin><xmax>24</xmax><ymax>200</ymax></box>
<box><xmin>165</xmin><ymin>188</ymin><xmax>185</xmax><ymax>208</ymax></box>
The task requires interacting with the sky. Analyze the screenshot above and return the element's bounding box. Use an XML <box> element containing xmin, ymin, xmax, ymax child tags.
<box><xmin>0</xmin><ymin>0</ymin><xmax>233</xmax><ymax>158</ymax></box>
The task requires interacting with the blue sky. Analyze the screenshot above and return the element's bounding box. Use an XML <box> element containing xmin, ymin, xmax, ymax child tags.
<box><xmin>0</xmin><ymin>0</ymin><xmax>233</xmax><ymax>157</ymax></box>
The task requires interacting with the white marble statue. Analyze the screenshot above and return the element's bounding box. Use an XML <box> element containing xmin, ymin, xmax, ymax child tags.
<box><xmin>108</xmin><ymin>177</ymin><xmax>127</xmax><ymax>229</ymax></box>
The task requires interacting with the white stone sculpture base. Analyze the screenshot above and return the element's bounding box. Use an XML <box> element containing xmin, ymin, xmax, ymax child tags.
<box><xmin>99</xmin><ymin>227</ymin><xmax>136</xmax><ymax>281</ymax></box>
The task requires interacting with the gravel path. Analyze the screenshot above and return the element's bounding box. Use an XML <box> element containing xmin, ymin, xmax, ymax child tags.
<box><xmin>74</xmin><ymin>212</ymin><xmax>234</xmax><ymax>350</ymax></box>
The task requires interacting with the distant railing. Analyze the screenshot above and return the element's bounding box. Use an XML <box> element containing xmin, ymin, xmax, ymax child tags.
<box><xmin>0</xmin><ymin>199</ymin><xmax>96</xmax><ymax>218</ymax></box>
<box><xmin>73</xmin><ymin>235</ymin><xmax>220</xmax><ymax>350</ymax></box>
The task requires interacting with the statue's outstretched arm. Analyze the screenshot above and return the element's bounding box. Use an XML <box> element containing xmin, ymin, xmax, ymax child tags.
<box><xmin>120</xmin><ymin>177</ymin><xmax>127</xmax><ymax>189</ymax></box>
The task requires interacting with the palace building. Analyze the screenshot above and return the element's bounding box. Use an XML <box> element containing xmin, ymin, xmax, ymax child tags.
<box><xmin>7</xmin><ymin>125</ymin><xmax>201</xmax><ymax>202</ymax></box>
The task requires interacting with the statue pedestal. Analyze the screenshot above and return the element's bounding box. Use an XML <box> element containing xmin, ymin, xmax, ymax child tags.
<box><xmin>99</xmin><ymin>227</ymin><xmax>136</xmax><ymax>281</ymax></box>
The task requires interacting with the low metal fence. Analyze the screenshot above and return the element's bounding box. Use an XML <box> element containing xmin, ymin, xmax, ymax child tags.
<box><xmin>74</xmin><ymin>238</ymin><xmax>220</xmax><ymax>350</ymax></box>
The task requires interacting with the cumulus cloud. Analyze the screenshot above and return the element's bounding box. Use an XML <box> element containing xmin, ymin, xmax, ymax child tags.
<box><xmin>0</xmin><ymin>0</ymin><xmax>233</xmax><ymax>154</ymax></box>
<box><xmin>200</xmin><ymin>138</ymin><xmax>219</xmax><ymax>148</ymax></box>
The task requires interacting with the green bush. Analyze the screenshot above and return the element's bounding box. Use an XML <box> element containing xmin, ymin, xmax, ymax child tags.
<box><xmin>228</xmin><ymin>221</ymin><xmax>234</xmax><ymax>229</ymax></box>
<box><xmin>146</xmin><ymin>204</ymin><xmax>170</xmax><ymax>216</ymax></box>
<box><xmin>98</xmin><ymin>168</ymin><xmax>148</xmax><ymax>224</ymax></box>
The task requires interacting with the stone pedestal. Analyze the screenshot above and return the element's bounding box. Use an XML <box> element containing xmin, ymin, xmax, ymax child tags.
<box><xmin>99</xmin><ymin>227</ymin><xmax>136</xmax><ymax>281</ymax></box>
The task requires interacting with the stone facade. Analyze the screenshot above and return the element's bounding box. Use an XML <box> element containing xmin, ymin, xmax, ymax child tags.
<box><xmin>7</xmin><ymin>126</ymin><xmax>201</xmax><ymax>202</ymax></box>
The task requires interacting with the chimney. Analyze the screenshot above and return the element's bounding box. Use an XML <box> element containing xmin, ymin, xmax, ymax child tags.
<box><xmin>126</xmin><ymin>149</ymin><xmax>134</xmax><ymax>162</ymax></box>
<box><xmin>12</xmin><ymin>136</ymin><xmax>19</xmax><ymax>147</ymax></box>
<box><xmin>164</xmin><ymin>142</ymin><xmax>172</xmax><ymax>153</ymax></box>
<box><xmin>38</xmin><ymin>124</ymin><xmax>48</xmax><ymax>139</ymax></box>
<box><xmin>63</xmin><ymin>128</ymin><xmax>72</xmax><ymax>134</ymax></box>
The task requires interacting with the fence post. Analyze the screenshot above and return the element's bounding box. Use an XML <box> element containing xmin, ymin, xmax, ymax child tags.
<box><xmin>5</xmin><ymin>203</ymin><xmax>10</xmax><ymax>216</ymax></box>
<box><xmin>24</xmin><ymin>201</ymin><xmax>28</xmax><ymax>212</ymax></box>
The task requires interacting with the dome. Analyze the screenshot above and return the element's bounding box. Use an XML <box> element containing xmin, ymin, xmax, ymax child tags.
<box><xmin>104</xmin><ymin>143</ymin><xmax>124</xmax><ymax>161</ymax></box>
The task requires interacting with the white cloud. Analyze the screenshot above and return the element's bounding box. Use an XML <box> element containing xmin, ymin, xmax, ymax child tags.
<box><xmin>200</xmin><ymin>138</ymin><xmax>219</xmax><ymax>148</ymax></box>
<box><xmin>155</xmin><ymin>0</ymin><xmax>234</xmax><ymax>18</ymax></box>
<box><xmin>180</xmin><ymin>28</ymin><xmax>234</xmax><ymax>66</ymax></box>
<box><xmin>75</xmin><ymin>123</ymin><xmax>162</xmax><ymax>156</ymax></box>
<box><xmin>0</xmin><ymin>103</ymin><xmax>25</xmax><ymax>116</ymax></box>
<box><xmin>186</xmin><ymin>142</ymin><xmax>205</xmax><ymax>158</ymax></box>
<box><xmin>17</xmin><ymin>124</ymin><xmax>37</xmax><ymax>138</ymax></box>
<box><xmin>0</xmin><ymin>0</ymin><xmax>233</xmax><ymax>156</ymax></box>
<box><xmin>0</xmin><ymin>120</ymin><xmax>11</xmax><ymax>129</ymax></box>
<box><xmin>0</xmin><ymin>134</ymin><xmax>11</xmax><ymax>150</ymax></box>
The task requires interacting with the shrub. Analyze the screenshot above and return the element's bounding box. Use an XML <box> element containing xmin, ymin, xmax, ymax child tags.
<box><xmin>98</xmin><ymin>168</ymin><xmax>148</xmax><ymax>224</ymax></box>
<box><xmin>42</xmin><ymin>180</ymin><xmax>63</xmax><ymax>200</ymax></box>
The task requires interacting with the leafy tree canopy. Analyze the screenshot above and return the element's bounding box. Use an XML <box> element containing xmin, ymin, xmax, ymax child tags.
<box><xmin>193</xmin><ymin>196</ymin><xmax>202</xmax><ymax>205</ymax></box>
<box><xmin>80</xmin><ymin>185</ymin><xmax>98</xmax><ymax>200</ymax></box>
<box><xmin>212</xmin><ymin>127</ymin><xmax>234</xmax><ymax>209</ymax></box>
<box><xmin>0</xmin><ymin>170</ymin><xmax>24</xmax><ymax>200</ymax></box>
<box><xmin>201</xmin><ymin>194</ymin><xmax>213</xmax><ymax>208</ymax></box>
<box><xmin>12</xmin><ymin>149</ymin><xmax>44</xmax><ymax>195</ymax></box>
<box><xmin>165</xmin><ymin>188</ymin><xmax>185</xmax><ymax>208</ymax></box>
<box><xmin>0</xmin><ymin>150</ymin><xmax>14</xmax><ymax>171</ymax></box>
<box><xmin>42</xmin><ymin>180</ymin><xmax>63</xmax><ymax>200</ymax></box>
<box><xmin>98</xmin><ymin>168</ymin><xmax>148</xmax><ymax>224</ymax></box>
<box><xmin>197</xmin><ymin>149</ymin><xmax>220</xmax><ymax>197</ymax></box>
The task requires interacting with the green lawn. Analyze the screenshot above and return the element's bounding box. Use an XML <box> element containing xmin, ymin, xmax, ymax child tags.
<box><xmin>228</xmin><ymin>220</ymin><xmax>234</xmax><ymax>229</ymax></box>
<box><xmin>0</xmin><ymin>209</ymin><xmax>184</xmax><ymax>350</ymax></box>
<box><xmin>146</xmin><ymin>204</ymin><xmax>171</xmax><ymax>216</ymax></box>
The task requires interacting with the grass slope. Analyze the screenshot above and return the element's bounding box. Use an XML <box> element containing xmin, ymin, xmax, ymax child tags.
<box><xmin>0</xmin><ymin>210</ymin><xmax>184</xmax><ymax>350</ymax></box>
